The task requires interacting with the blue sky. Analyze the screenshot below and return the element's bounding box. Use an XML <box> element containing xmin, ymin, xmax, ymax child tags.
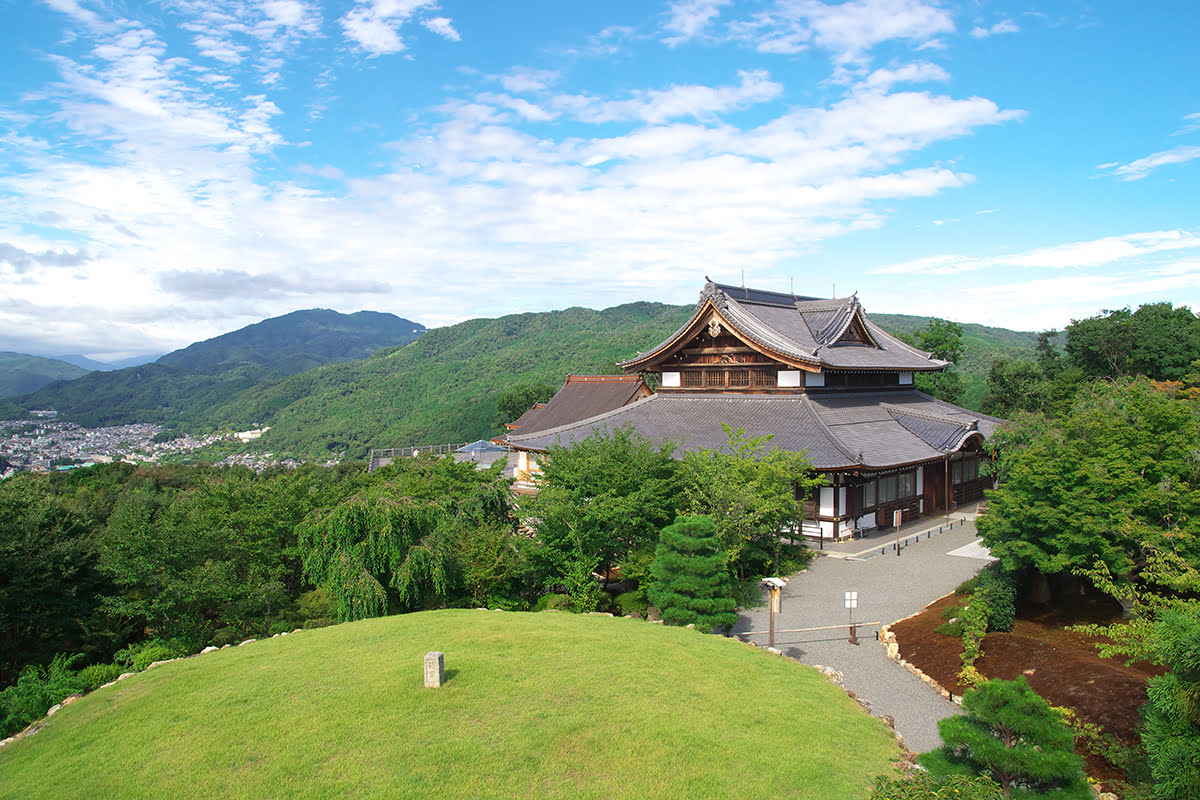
<box><xmin>1</xmin><ymin>0</ymin><xmax>1198</xmax><ymax>359</ymax></box>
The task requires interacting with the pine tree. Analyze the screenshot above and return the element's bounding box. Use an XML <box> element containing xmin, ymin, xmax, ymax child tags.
<box><xmin>920</xmin><ymin>677</ymin><xmax>1090</xmax><ymax>799</ymax></box>
<box><xmin>648</xmin><ymin>515</ymin><xmax>738</xmax><ymax>634</ymax></box>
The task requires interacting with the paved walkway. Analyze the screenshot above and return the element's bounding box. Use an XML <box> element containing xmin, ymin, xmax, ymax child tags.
<box><xmin>732</xmin><ymin>516</ymin><xmax>994</xmax><ymax>753</ymax></box>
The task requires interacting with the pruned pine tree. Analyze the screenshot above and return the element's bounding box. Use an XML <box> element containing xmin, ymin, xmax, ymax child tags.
<box><xmin>648</xmin><ymin>515</ymin><xmax>738</xmax><ymax>634</ymax></box>
<box><xmin>920</xmin><ymin>677</ymin><xmax>1089</xmax><ymax>799</ymax></box>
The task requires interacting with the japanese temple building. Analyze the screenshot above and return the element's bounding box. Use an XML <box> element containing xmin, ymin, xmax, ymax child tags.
<box><xmin>501</xmin><ymin>281</ymin><xmax>999</xmax><ymax>541</ymax></box>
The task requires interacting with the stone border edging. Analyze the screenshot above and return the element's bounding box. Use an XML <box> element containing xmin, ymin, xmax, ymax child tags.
<box><xmin>0</xmin><ymin>628</ymin><xmax>303</xmax><ymax>751</ymax></box>
<box><xmin>880</xmin><ymin>598</ymin><xmax>963</xmax><ymax>707</ymax></box>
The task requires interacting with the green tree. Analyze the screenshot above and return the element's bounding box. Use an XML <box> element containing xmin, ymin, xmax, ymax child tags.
<box><xmin>297</xmin><ymin>456</ymin><xmax>515</xmax><ymax>619</ymax></box>
<box><xmin>1074</xmin><ymin>550</ymin><xmax>1200</xmax><ymax>800</ymax></box>
<box><xmin>1141</xmin><ymin>607</ymin><xmax>1200</xmax><ymax>800</ymax></box>
<box><xmin>647</xmin><ymin>515</ymin><xmax>738</xmax><ymax>634</ymax></box>
<box><xmin>520</xmin><ymin>426</ymin><xmax>681</xmax><ymax>609</ymax></box>
<box><xmin>494</xmin><ymin>382</ymin><xmax>557</xmax><ymax>429</ymax></box>
<box><xmin>901</xmin><ymin>318</ymin><xmax>967</xmax><ymax>404</ymax></box>
<box><xmin>680</xmin><ymin>424</ymin><xmax>818</xmax><ymax>581</ymax></box>
<box><xmin>978</xmin><ymin>379</ymin><xmax>1200</xmax><ymax>598</ymax></box>
<box><xmin>921</xmin><ymin>677</ymin><xmax>1090</xmax><ymax>799</ymax></box>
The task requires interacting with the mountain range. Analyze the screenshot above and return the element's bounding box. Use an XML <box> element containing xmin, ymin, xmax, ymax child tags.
<box><xmin>1</xmin><ymin>303</ymin><xmax>1037</xmax><ymax>458</ymax></box>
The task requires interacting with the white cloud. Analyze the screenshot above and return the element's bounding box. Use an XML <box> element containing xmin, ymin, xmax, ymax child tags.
<box><xmin>662</xmin><ymin>0</ymin><xmax>732</xmax><ymax>45</ymax></box>
<box><xmin>969</xmin><ymin>19</ymin><xmax>1019</xmax><ymax>38</ymax></box>
<box><xmin>1102</xmin><ymin>145</ymin><xmax>1200</xmax><ymax>181</ymax></box>
<box><xmin>339</xmin><ymin>0</ymin><xmax>444</xmax><ymax>56</ymax></box>
<box><xmin>873</xmin><ymin>229</ymin><xmax>1200</xmax><ymax>275</ymax></box>
<box><xmin>498</xmin><ymin>68</ymin><xmax>561</xmax><ymax>94</ymax></box>
<box><xmin>551</xmin><ymin>69</ymin><xmax>783</xmax><ymax>124</ymax></box>
<box><xmin>1176</xmin><ymin>111</ymin><xmax>1200</xmax><ymax>135</ymax></box>
<box><xmin>728</xmin><ymin>0</ymin><xmax>954</xmax><ymax>63</ymax></box>
<box><xmin>422</xmin><ymin>17</ymin><xmax>460</xmax><ymax>41</ymax></box>
<box><xmin>861</xmin><ymin>61</ymin><xmax>950</xmax><ymax>91</ymax></box>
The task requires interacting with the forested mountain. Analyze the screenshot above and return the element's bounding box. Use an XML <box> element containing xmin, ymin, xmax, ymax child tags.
<box><xmin>157</xmin><ymin>309</ymin><xmax>424</xmax><ymax>374</ymax></box>
<box><xmin>1</xmin><ymin>310</ymin><xmax>425</xmax><ymax>427</ymax></box>
<box><xmin>0</xmin><ymin>352</ymin><xmax>89</xmax><ymax>399</ymax></box>
<box><xmin>202</xmin><ymin>302</ymin><xmax>695</xmax><ymax>458</ymax></box>
<box><xmin>2</xmin><ymin>300</ymin><xmax>1037</xmax><ymax>457</ymax></box>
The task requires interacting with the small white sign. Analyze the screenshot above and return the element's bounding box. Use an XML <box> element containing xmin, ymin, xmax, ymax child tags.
<box><xmin>844</xmin><ymin>591</ymin><xmax>858</xmax><ymax>609</ymax></box>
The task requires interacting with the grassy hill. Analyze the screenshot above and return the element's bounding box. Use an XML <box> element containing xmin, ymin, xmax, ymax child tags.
<box><xmin>0</xmin><ymin>352</ymin><xmax>88</xmax><ymax>399</ymax></box>
<box><xmin>0</xmin><ymin>611</ymin><xmax>898</xmax><ymax>800</ymax></box>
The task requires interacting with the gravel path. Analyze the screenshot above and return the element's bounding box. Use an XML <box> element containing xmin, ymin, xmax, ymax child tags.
<box><xmin>732</xmin><ymin>519</ymin><xmax>992</xmax><ymax>753</ymax></box>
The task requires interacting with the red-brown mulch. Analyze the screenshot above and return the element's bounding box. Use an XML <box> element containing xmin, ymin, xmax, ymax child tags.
<box><xmin>890</xmin><ymin>592</ymin><xmax>1163</xmax><ymax>790</ymax></box>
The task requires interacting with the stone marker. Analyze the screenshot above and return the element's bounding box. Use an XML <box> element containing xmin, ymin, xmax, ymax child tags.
<box><xmin>424</xmin><ymin>651</ymin><xmax>445</xmax><ymax>688</ymax></box>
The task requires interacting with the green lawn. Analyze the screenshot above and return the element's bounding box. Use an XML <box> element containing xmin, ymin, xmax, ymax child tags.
<box><xmin>0</xmin><ymin>611</ymin><xmax>898</xmax><ymax>799</ymax></box>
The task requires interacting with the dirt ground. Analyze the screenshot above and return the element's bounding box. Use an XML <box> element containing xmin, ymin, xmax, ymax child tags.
<box><xmin>891</xmin><ymin>591</ymin><xmax>1162</xmax><ymax>789</ymax></box>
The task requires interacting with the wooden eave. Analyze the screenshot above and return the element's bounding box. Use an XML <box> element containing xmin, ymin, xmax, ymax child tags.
<box><xmin>621</xmin><ymin>299</ymin><xmax>821</xmax><ymax>374</ymax></box>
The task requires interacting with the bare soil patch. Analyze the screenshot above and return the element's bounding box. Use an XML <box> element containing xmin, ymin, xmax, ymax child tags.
<box><xmin>891</xmin><ymin>592</ymin><xmax>1162</xmax><ymax>789</ymax></box>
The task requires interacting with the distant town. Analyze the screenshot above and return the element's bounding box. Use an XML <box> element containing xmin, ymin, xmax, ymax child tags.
<box><xmin>0</xmin><ymin>416</ymin><xmax>311</xmax><ymax>478</ymax></box>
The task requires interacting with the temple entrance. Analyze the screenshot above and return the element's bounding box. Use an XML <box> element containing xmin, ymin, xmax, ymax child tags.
<box><xmin>924</xmin><ymin>463</ymin><xmax>947</xmax><ymax>513</ymax></box>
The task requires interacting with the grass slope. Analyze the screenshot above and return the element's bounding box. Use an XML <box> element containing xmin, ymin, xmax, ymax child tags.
<box><xmin>0</xmin><ymin>611</ymin><xmax>897</xmax><ymax>800</ymax></box>
<box><xmin>0</xmin><ymin>352</ymin><xmax>88</xmax><ymax>399</ymax></box>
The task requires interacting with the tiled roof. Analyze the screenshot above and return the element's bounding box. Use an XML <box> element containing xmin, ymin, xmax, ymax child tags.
<box><xmin>504</xmin><ymin>374</ymin><xmax>649</xmax><ymax>437</ymax></box>
<box><xmin>504</xmin><ymin>389</ymin><xmax>999</xmax><ymax>471</ymax></box>
<box><xmin>621</xmin><ymin>281</ymin><xmax>947</xmax><ymax>372</ymax></box>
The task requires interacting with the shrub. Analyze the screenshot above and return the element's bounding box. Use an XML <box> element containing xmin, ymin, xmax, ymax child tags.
<box><xmin>268</xmin><ymin>621</ymin><xmax>293</xmax><ymax>637</ymax></box>
<box><xmin>975</xmin><ymin>564</ymin><xmax>1017</xmax><ymax>633</ymax></box>
<box><xmin>115</xmin><ymin>639</ymin><xmax>187</xmax><ymax>671</ymax></box>
<box><xmin>956</xmin><ymin>575</ymin><xmax>980</xmax><ymax>596</ymax></box>
<box><xmin>303</xmin><ymin>617</ymin><xmax>334</xmax><ymax>629</ymax></box>
<box><xmin>76</xmin><ymin>662</ymin><xmax>124</xmax><ymax>691</ymax></box>
<box><xmin>870</xmin><ymin>772</ymin><xmax>1005</xmax><ymax>799</ymax></box>
<box><xmin>648</xmin><ymin>515</ymin><xmax>738</xmax><ymax>634</ymax></box>
<box><xmin>535</xmin><ymin>593</ymin><xmax>573</xmax><ymax>612</ymax></box>
<box><xmin>935</xmin><ymin>620</ymin><xmax>964</xmax><ymax>637</ymax></box>
<box><xmin>0</xmin><ymin>654</ymin><xmax>87</xmax><ymax>738</ymax></box>
<box><xmin>920</xmin><ymin>677</ymin><xmax>1090</xmax><ymax>799</ymax></box>
<box><xmin>615</xmin><ymin>590</ymin><xmax>648</xmax><ymax>618</ymax></box>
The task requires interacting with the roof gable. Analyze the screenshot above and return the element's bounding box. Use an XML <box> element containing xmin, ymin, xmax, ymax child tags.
<box><xmin>503</xmin><ymin>374</ymin><xmax>651</xmax><ymax>437</ymax></box>
<box><xmin>622</xmin><ymin>281</ymin><xmax>948</xmax><ymax>374</ymax></box>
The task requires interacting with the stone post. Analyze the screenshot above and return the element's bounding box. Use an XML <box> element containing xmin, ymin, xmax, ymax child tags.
<box><xmin>424</xmin><ymin>651</ymin><xmax>444</xmax><ymax>688</ymax></box>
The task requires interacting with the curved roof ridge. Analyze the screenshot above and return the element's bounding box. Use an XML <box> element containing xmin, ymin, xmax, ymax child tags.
<box><xmin>720</xmin><ymin>295</ymin><xmax>819</xmax><ymax>364</ymax></box>
<box><xmin>801</xmin><ymin>393</ymin><xmax>862</xmax><ymax>465</ymax></box>
<box><xmin>880</xmin><ymin>402</ymin><xmax>978</xmax><ymax>429</ymax></box>
<box><xmin>863</xmin><ymin>319</ymin><xmax>945</xmax><ymax>364</ymax></box>
<box><xmin>505</xmin><ymin>393</ymin><xmax>661</xmax><ymax>447</ymax></box>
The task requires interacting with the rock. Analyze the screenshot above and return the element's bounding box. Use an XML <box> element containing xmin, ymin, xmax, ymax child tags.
<box><xmin>646</xmin><ymin>605</ymin><xmax>662</xmax><ymax>622</ymax></box>
<box><xmin>117</xmin><ymin>672</ymin><xmax>136</xmax><ymax>681</ymax></box>
<box><xmin>201</xmin><ymin>646</ymin><xmax>219</xmax><ymax>654</ymax></box>
<box><xmin>586</xmin><ymin>612</ymin><xmax>614</xmax><ymax>617</ymax></box>
<box><xmin>765</xmin><ymin>646</ymin><xmax>782</xmax><ymax>655</ymax></box>
<box><xmin>880</xmin><ymin>715</ymin><xmax>895</xmax><ymax>729</ymax></box>
<box><xmin>146</xmin><ymin>659</ymin><xmax>176</xmax><ymax>669</ymax></box>
<box><xmin>61</xmin><ymin>693</ymin><xmax>84</xmax><ymax>706</ymax></box>
<box><xmin>424</xmin><ymin>651</ymin><xmax>445</xmax><ymax>688</ymax></box>
<box><xmin>814</xmin><ymin>665</ymin><xmax>845</xmax><ymax>685</ymax></box>
<box><xmin>238</xmin><ymin>639</ymin><xmax>256</xmax><ymax>646</ymax></box>
<box><xmin>45</xmin><ymin>703</ymin><xmax>62</xmax><ymax>716</ymax></box>
<box><xmin>220</xmin><ymin>644</ymin><xmax>231</xmax><ymax>649</ymax></box>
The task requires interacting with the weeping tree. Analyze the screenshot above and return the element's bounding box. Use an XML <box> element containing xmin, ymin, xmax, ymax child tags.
<box><xmin>297</xmin><ymin>456</ymin><xmax>520</xmax><ymax>620</ymax></box>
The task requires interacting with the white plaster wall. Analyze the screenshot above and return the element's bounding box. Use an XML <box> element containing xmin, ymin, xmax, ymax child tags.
<box><xmin>900</xmin><ymin>372</ymin><xmax>913</xmax><ymax>385</ymax></box>
<box><xmin>837</xmin><ymin>487</ymin><xmax>846</xmax><ymax>515</ymax></box>
<box><xmin>858</xmin><ymin>512</ymin><xmax>877</xmax><ymax>530</ymax></box>
<box><xmin>662</xmin><ymin>371</ymin><xmax>681</xmax><ymax>387</ymax></box>
<box><xmin>916</xmin><ymin>469</ymin><xmax>924</xmax><ymax>494</ymax></box>
<box><xmin>804</xmin><ymin>371</ymin><xmax>825</xmax><ymax>387</ymax></box>
<box><xmin>819</xmin><ymin>487</ymin><xmax>834</xmax><ymax>516</ymax></box>
<box><xmin>779</xmin><ymin>370</ymin><xmax>802</xmax><ymax>387</ymax></box>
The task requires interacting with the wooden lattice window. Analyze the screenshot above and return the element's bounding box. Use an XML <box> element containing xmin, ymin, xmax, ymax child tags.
<box><xmin>729</xmin><ymin>370</ymin><xmax>750</xmax><ymax>387</ymax></box>
<box><xmin>683</xmin><ymin>370</ymin><xmax>703</xmax><ymax>387</ymax></box>
<box><xmin>752</xmin><ymin>370</ymin><xmax>777</xmax><ymax>387</ymax></box>
<box><xmin>704</xmin><ymin>370</ymin><xmax>723</xmax><ymax>388</ymax></box>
